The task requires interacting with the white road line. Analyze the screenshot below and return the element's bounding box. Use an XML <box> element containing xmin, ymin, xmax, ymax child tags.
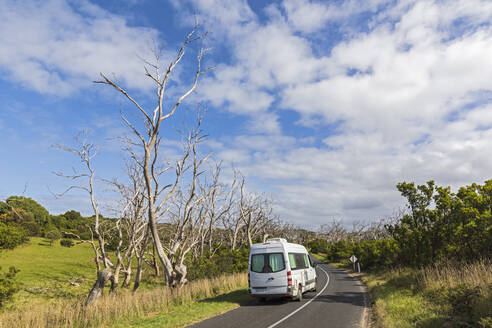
<box><xmin>266</xmin><ymin>266</ymin><xmax>330</xmax><ymax>328</ymax></box>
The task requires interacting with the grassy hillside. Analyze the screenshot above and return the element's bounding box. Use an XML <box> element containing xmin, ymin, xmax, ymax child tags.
<box><xmin>0</xmin><ymin>237</ymin><xmax>95</xmax><ymax>308</ymax></box>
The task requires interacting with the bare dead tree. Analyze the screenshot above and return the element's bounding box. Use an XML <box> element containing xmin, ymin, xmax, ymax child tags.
<box><xmin>238</xmin><ymin>181</ymin><xmax>276</xmax><ymax>247</ymax></box>
<box><xmin>269</xmin><ymin>221</ymin><xmax>312</xmax><ymax>244</ymax></box>
<box><xmin>195</xmin><ymin>162</ymin><xmax>237</xmax><ymax>257</ymax></box>
<box><xmin>348</xmin><ymin>220</ymin><xmax>368</xmax><ymax>242</ymax></box>
<box><xmin>133</xmin><ymin>226</ymin><xmax>154</xmax><ymax>292</ymax></box>
<box><xmin>220</xmin><ymin>172</ymin><xmax>244</xmax><ymax>251</ymax></box>
<box><xmin>318</xmin><ymin>218</ymin><xmax>348</xmax><ymax>242</ymax></box>
<box><xmin>222</xmin><ymin>209</ymin><xmax>244</xmax><ymax>251</ymax></box>
<box><xmin>54</xmin><ymin>134</ymin><xmax>114</xmax><ymax>304</ymax></box>
<box><xmin>105</xmin><ymin>162</ymin><xmax>148</xmax><ymax>292</ymax></box>
<box><xmin>164</xmin><ymin>117</ymin><xmax>212</xmax><ymax>286</ymax></box>
<box><xmin>55</xmin><ymin>133</ymin><xmax>151</xmax><ymax>304</ymax></box>
<box><xmin>95</xmin><ymin>22</ymin><xmax>210</xmax><ymax>288</ymax></box>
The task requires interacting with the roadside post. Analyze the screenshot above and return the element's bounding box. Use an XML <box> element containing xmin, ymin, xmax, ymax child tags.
<box><xmin>349</xmin><ymin>255</ymin><xmax>358</xmax><ymax>272</ymax></box>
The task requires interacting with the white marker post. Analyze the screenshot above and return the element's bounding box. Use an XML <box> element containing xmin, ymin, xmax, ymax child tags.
<box><xmin>349</xmin><ymin>255</ymin><xmax>358</xmax><ymax>272</ymax></box>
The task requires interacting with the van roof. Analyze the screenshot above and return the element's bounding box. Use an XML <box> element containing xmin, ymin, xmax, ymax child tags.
<box><xmin>251</xmin><ymin>238</ymin><xmax>307</xmax><ymax>251</ymax></box>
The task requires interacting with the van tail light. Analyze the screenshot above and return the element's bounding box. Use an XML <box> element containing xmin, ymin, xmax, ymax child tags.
<box><xmin>287</xmin><ymin>271</ymin><xmax>292</xmax><ymax>287</ymax></box>
<box><xmin>248</xmin><ymin>273</ymin><xmax>250</xmax><ymax>287</ymax></box>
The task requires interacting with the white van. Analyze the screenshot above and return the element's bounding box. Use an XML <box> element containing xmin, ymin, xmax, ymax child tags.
<box><xmin>248</xmin><ymin>238</ymin><xmax>317</xmax><ymax>301</ymax></box>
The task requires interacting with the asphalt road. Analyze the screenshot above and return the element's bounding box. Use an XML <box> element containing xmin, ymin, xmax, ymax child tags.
<box><xmin>189</xmin><ymin>264</ymin><xmax>368</xmax><ymax>328</ymax></box>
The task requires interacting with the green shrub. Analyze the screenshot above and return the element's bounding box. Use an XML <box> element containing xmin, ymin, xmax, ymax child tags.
<box><xmin>305</xmin><ymin>238</ymin><xmax>329</xmax><ymax>254</ymax></box>
<box><xmin>186</xmin><ymin>248</ymin><xmax>249</xmax><ymax>281</ymax></box>
<box><xmin>46</xmin><ymin>230</ymin><xmax>61</xmax><ymax>246</ymax></box>
<box><xmin>388</xmin><ymin>180</ymin><xmax>492</xmax><ymax>267</ymax></box>
<box><xmin>0</xmin><ymin>223</ymin><xmax>28</xmax><ymax>250</ymax></box>
<box><xmin>3</xmin><ymin>196</ymin><xmax>50</xmax><ymax>227</ymax></box>
<box><xmin>0</xmin><ymin>266</ymin><xmax>19</xmax><ymax>307</ymax></box>
<box><xmin>325</xmin><ymin>240</ymin><xmax>354</xmax><ymax>263</ymax></box>
<box><xmin>354</xmin><ymin>238</ymin><xmax>400</xmax><ymax>270</ymax></box>
<box><xmin>60</xmin><ymin>239</ymin><xmax>75</xmax><ymax>248</ymax></box>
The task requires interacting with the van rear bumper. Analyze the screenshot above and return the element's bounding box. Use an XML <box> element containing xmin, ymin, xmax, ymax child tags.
<box><xmin>249</xmin><ymin>288</ymin><xmax>291</xmax><ymax>298</ymax></box>
<box><xmin>250</xmin><ymin>293</ymin><xmax>291</xmax><ymax>298</ymax></box>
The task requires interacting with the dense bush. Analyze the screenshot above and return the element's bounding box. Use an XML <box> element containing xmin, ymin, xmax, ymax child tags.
<box><xmin>321</xmin><ymin>180</ymin><xmax>492</xmax><ymax>270</ymax></box>
<box><xmin>0</xmin><ymin>223</ymin><xmax>28</xmax><ymax>250</ymax></box>
<box><xmin>0</xmin><ymin>266</ymin><xmax>20</xmax><ymax>307</ymax></box>
<box><xmin>353</xmin><ymin>238</ymin><xmax>400</xmax><ymax>270</ymax></box>
<box><xmin>305</xmin><ymin>238</ymin><xmax>329</xmax><ymax>254</ymax></box>
<box><xmin>60</xmin><ymin>239</ymin><xmax>75</xmax><ymax>248</ymax></box>
<box><xmin>186</xmin><ymin>248</ymin><xmax>249</xmax><ymax>281</ymax></box>
<box><xmin>325</xmin><ymin>239</ymin><xmax>355</xmax><ymax>263</ymax></box>
<box><xmin>388</xmin><ymin>180</ymin><xmax>492</xmax><ymax>267</ymax></box>
<box><xmin>46</xmin><ymin>230</ymin><xmax>61</xmax><ymax>246</ymax></box>
<box><xmin>2</xmin><ymin>196</ymin><xmax>50</xmax><ymax>227</ymax></box>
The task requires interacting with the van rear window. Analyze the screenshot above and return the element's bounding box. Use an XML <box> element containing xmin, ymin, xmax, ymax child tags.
<box><xmin>251</xmin><ymin>253</ymin><xmax>285</xmax><ymax>273</ymax></box>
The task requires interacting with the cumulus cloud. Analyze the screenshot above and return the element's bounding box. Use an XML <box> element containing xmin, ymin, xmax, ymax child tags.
<box><xmin>0</xmin><ymin>0</ymin><xmax>160</xmax><ymax>95</ymax></box>
<box><xmin>190</xmin><ymin>0</ymin><xmax>492</xmax><ymax>225</ymax></box>
<box><xmin>282</xmin><ymin>0</ymin><xmax>391</xmax><ymax>33</ymax></box>
<box><xmin>3</xmin><ymin>0</ymin><xmax>492</xmax><ymax>226</ymax></box>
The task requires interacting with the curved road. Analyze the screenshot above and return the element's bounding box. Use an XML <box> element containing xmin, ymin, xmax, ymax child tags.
<box><xmin>189</xmin><ymin>264</ymin><xmax>368</xmax><ymax>328</ymax></box>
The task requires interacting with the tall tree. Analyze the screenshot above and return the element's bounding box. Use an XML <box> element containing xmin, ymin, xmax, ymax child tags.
<box><xmin>95</xmin><ymin>24</ymin><xmax>209</xmax><ymax>287</ymax></box>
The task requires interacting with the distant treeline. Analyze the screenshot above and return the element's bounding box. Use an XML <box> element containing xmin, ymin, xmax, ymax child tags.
<box><xmin>308</xmin><ymin>180</ymin><xmax>492</xmax><ymax>269</ymax></box>
<box><xmin>0</xmin><ymin>196</ymin><xmax>94</xmax><ymax>250</ymax></box>
<box><xmin>3</xmin><ymin>179</ymin><xmax>491</xmax><ymax>271</ymax></box>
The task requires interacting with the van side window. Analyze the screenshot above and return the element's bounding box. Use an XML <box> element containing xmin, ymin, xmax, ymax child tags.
<box><xmin>288</xmin><ymin>253</ymin><xmax>297</xmax><ymax>270</ymax></box>
<box><xmin>303</xmin><ymin>254</ymin><xmax>310</xmax><ymax>268</ymax></box>
<box><xmin>308</xmin><ymin>254</ymin><xmax>314</xmax><ymax>267</ymax></box>
<box><xmin>288</xmin><ymin>253</ymin><xmax>308</xmax><ymax>270</ymax></box>
<box><xmin>251</xmin><ymin>253</ymin><xmax>285</xmax><ymax>273</ymax></box>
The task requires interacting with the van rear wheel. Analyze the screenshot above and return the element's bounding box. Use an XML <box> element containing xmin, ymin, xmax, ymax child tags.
<box><xmin>296</xmin><ymin>284</ymin><xmax>303</xmax><ymax>302</ymax></box>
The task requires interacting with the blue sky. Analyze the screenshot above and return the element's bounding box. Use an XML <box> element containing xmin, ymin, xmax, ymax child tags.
<box><xmin>1</xmin><ymin>0</ymin><xmax>492</xmax><ymax>228</ymax></box>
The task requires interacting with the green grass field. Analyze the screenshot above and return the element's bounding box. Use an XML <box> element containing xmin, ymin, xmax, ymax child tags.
<box><xmin>0</xmin><ymin>237</ymin><xmax>96</xmax><ymax>308</ymax></box>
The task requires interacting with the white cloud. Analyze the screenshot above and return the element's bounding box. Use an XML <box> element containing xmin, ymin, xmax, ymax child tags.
<box><xmin>181</xmin><ymin>0</ymin><xmax>492</xmax><ymax>225</ymax></box>
<box><xmin>246</xmin><ymin>113</ymin><xmax>282</xmax><ymax>134</ymax></box>
<box><xmin>217</xmin><ymin>149</ymin><xmax>251</xmax><ymax>163</ymax></box>
<box><xmin>0</xmin><ymin>0</ymin><xmax>160</xmax><ymax>96</ymax></box>
<box><xmin>282</xmin><ymin>0</ymin><xmax>391</xmax><ymax>33</ymax></box>
<box><xmin>197</xmin><ymin>64</ymin><xmax>275</xmax><ymax>114</ymax></box>
<box><xmin>3</xmin><ymin>0</ymin><xmax>492</xmax><ymax>226</ymax></box>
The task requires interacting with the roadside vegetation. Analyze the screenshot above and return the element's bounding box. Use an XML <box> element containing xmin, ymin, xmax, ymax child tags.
<box><xmin>307</xmin><ymin>180</ymin><xmax>492</xmax><ymax>328</ymax></box>
<box><xmin>0</xmin><ymin>273</ymin><xmax>247</xmax><ymax>328</ymax></box>
<box><xmin>363</xmin><ymin>261</ymin><xmax>491</xmax><ymax>328</ymax></box>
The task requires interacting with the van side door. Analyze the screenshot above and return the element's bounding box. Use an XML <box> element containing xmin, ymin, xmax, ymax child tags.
<box><xmin>304</xmin><ymin>254</ymin><xmax>316</xmax><ymax>288</ymax></box>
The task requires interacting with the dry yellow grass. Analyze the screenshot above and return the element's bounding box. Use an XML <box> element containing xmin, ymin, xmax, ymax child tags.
<box><xmin>420</xmin><ymin>259</ymin><xmax>492</xmax><ymax>289</ymax></box>
<box><xmin>363</xmin><ymin>260</ymin><xmax>492</xmax><ymax>328</ymax></box>
<box><xmin>0</xmin><ymin>273</ymin><xmax>247</xmax><ymax>328</ymax></box>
